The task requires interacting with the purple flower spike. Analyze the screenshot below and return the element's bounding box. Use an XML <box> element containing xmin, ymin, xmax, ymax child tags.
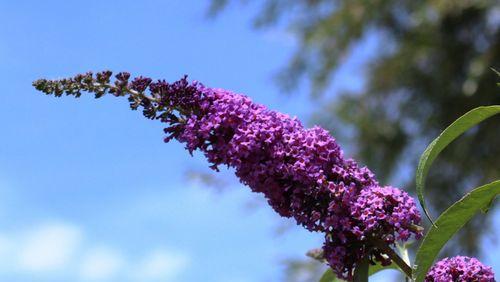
<box><xmin>161</xmin><ymin>81</ymin><xmax>422</xmax><ymax>279</ymax></box>
<box><xmin>426</xmin><ymin>256</ymin><xmax>495</xmax><ymax>282</ymax></box>
<box><xmin>33</xmin><ymin>71</ymin><xmax>424</xmax><ymax>281</ymax></box>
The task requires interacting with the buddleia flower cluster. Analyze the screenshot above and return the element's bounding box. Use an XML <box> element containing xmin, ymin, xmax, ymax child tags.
<box><xmin>34</xmin><ymin>71</ymin><xmax>485</xmax><ymax>281</ymax></box>
<box><xmin>425</xmin><ymin>256</ymin><xmax>495</xmax><ymax>282</ymax></box>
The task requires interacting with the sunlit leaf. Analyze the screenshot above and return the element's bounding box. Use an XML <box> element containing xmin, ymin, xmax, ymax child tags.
<box><xmin>416</xmin><ymin>105</ymin><xmax>500</xmax><ymax>222</ymax></box>
<box><xmin>368</xmin><ymin>263</ymin><xmax>400</xmax><ymax>276</ymax></box>
<box><xmin>413</xmin><ymin>180</ymin><xmax>500</xmax><ymax>282</ymax></box>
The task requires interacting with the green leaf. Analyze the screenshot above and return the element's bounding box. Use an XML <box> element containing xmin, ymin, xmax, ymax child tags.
<box><xmin>318</xmin><ymin>263</ymin><xmax>401</xmax><ymax>282</ymax></box>
<box><xmin>368</xmin><ymin>263</ymin><xmax>399</xmax><ymax>276</ymax></box>
<box><xmin>413</xmin><ymin>180</ymin><xmax>500</xmax><ymax>282</ymax></box>
<box><xmin>319</xmin><ymin>269</ymin><xmax>343</xmax><ymax>282</ymax></box>
<box><xmin>416</xmin><ymin>105</ymin><xmax>500</xmax><ymax>223</ymax></box>
<box><xmin>493</xmin><ymin>67</ymin><xmax>500</xmax><ymax>86</ymax></box>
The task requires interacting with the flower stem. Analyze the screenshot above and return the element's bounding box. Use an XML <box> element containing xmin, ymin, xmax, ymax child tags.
<box><xmin>371</xmin><ymin>239</ymin><xmax>413</xmax><ymax>279</ymax></box>
<box><xmin>353</xmin><ymin>256</ymin><xmax>370</xmax><ymax>282</ymax></box>
<box><xmin>397</xmin><ymin>244</ymin><xmax>412</xmax><ymax>282</ymax></box>
<box><xmin>95</xmin><ymin>82</ymin><xmax>159</xmax><ymax>102</ymax></box>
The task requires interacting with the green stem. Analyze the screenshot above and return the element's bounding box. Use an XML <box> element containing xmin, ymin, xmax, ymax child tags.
<box><xmin>353</xmin><ymin>256</ymin><xmax>370</xmax><ymax>282</ymax></box>
<box><xmin>397</xmin><ymin>243</ymin><xmax>412</xmax><ymax>282</ymax></box>
<box><xmin>371</xmin><ymin>239</ymin><xmax>413</xmax><ymax>279</ymax></box>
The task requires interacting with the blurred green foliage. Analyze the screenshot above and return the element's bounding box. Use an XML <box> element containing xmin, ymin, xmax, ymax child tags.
<box><xmin>281</xmin><ymin>259</ymin><xmax>328</xmax><ymax>282</ymax></box>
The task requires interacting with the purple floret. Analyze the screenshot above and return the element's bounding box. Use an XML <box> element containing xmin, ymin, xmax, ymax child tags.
<box><xmin>426</xmin><ymin>256</ymin><xmax>495</xmax><ymax>282</ymax></box>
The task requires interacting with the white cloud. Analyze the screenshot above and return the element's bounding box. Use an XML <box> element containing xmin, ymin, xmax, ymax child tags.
<box><xmin>79</xmin><ymin>247</ymin><xmax>124</xmax><ymax>281</ymax></box>
<box><xmin>134</xmin><ymin>249</ymin><xmax>189</xmax><ymax>281</ymax></box>
<box><xmin>17</xmin><ymin>222</ymin><xmax>82</xmax><ymax>272</ymax></box>
<box><xmin>0</xmin><ymin>220</ymin><xmax>191</xmax><ymax>282</ymax></box>
<box><xmin>0</xmin><ymin>234</ymin><xmax>12</xmax><ymax>265</ymax></box>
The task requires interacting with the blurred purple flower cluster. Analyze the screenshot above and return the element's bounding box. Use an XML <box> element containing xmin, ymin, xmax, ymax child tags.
<box><xmin>425</xmin><ymin>256</ymin><xmax>495</xmax><ymax>282</ymax></box>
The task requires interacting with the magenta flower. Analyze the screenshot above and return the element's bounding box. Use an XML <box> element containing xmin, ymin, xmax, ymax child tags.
<box><xmin>33</xmin><ymin>71</ymin><xmax>423</xmax><ymax>280</ymax></box>
<box><xmin>426</xmin><ymin>256</ymin><xmax>495</xmax><ymax>282</ymax></box>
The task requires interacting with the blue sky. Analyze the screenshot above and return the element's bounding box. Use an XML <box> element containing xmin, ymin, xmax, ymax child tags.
<box><xmin>0</xmin><ymin>1</ymin><xmax>321</xmax><ymax>281</ymax></box>
<box><xmin>0</xmin><ymin>1</ymin><xmax>498</xmax><ymax>282</ymax></box>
